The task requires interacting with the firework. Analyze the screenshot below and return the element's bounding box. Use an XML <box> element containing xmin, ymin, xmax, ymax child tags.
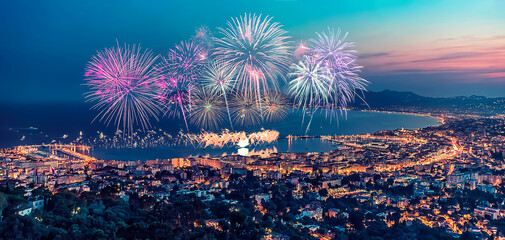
<box><xmin>189</xmin><ymin>88</ymin><xmax>225</xmax><ymax>130</ymax></box>
<box><xmin>287</xmin><ymin>28</ymin><xmax>368</xmax><ymax>133</ymax></box>
<box><xmin>309</xmin><ymin>28</ymin><xmax>368</xmax><ymax>110</ymax></box>
<box><xmin>156</xmin><ymin>40</ymin><xmax>207</xmax><ymax>132</ymax></box>
<box><xmin>192</xmin><ymin>25</ymin><xmax>214</xmax><ymax>52</ymax></box>
<box><xmin>261</xmin><ymin>91</ymin><xmax>289</xmax><ymax>122</ymax></box>
<box><xmin>213</xmin><ymin>13</ymin><xmax>292</xmax><ymax>99</ymax></box>
<box><xmin>201</xmin><ymin>60</ymin><xmax>237</xmax><ymax>129</ymax></box>
<box><xmin>167</xmin><ymin>40</ymin><xmax>207</xmax><ymax>81</ymax></box>
<box><xmin>154</xmin><ymin>68</ymin><xmax>193</xmax><ymax>132</ymax></box>
<box><xmin>230</xmin><ymin>92</ymin><xmax>262</xmax><ymax>127</ymax></box>
<box><xmin>183</xmin><ymin>129</ymin><xmax>279</xmax><ymax>148</ymax></box>
<box><xmin>288</xmin><ymin>56</ymin><xmax>333</xmax><ymax>109</ymax></box>
<box><xmin>294</xmin><ymin>41</ymin><xmax>309</xmax><ymax>60</ymax></box>
<box><xmin>288</xmin><ymin>56</ymin><xmax>333</xmax><ymax>134</ymax></box>
<box><xmin>84</xmin><ymin>43</ymin><xmax>161</xmax><ymax>135</ymax></box>
<box><xmin>247</xmin><ymin>130</ymin><xmax>279</xmax><ymax>145</ymax></box>
<box><xmin>84</xmin><ymin>17</ymin><xmax>368</xmax><ymax>135</ymax></box>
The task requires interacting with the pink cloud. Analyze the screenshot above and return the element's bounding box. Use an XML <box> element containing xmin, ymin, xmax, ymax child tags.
<box><xmin>358</xmin><ymin>33</ymin><xmax>505</xmax><ymax>82</ymax></box>
<box><xmin>482</xmin><ymin>72</ymin><xmax>505</xmax><ymax>79</ymax></box>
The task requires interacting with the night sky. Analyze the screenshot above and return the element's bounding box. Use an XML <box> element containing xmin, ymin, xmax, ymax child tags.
<box><xmin>1</xmin><ymin>0</ymin><xmax>504</xmax><ymax>103</ymax></box>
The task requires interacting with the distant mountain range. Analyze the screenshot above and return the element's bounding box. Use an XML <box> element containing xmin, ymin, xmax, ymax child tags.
<box><xmin>348</xmin><ymin>90</ymin><xmax>505</xmax><ymax>115</ymax></box>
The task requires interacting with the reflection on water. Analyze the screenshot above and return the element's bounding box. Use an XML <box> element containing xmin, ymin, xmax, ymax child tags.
<box><xmin>1</xmin><ymin>104</ymin><xmax>440</xmax><ymax>161</ymax></box>
<box><xmin>92</xmin><ymin>138</ymin><xmax>338</xmax><ymax>161</ymax></box>
<box><xmin>238</xmin><ymin>146</ymin><xmax>278</xmax><ymax>157</ymax></box>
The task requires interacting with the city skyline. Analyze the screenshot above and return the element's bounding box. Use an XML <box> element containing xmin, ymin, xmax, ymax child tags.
<box><xmin>3</xmin><ymin>2</ymin><xmax>505</xmax><ymax>239</ymax></box>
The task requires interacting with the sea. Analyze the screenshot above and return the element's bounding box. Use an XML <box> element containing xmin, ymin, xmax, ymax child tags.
<box><xmin>0</xmin><ymin>103</ymin><xmax>440</xmax><ymax>160</ymax></box>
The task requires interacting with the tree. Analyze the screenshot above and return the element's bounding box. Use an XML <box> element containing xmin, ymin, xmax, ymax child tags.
<box><xmin>460</xmin><ymin>231</ymin><xmax>478</xmax><ymax>240</ymax></box>
<box><xmin>0</xmin><ymin>193</ymin><xmax>7</xmax><ymax>221</ymax></box>
<box><xmin>318</xmin><ymin>188</ymin><xmax>329</xmax><ymax>197</ymax></box>
<box><xmin>349</xmin><ymin>211</ymin><xmax>365</xmax><ymax>230</ymax></box>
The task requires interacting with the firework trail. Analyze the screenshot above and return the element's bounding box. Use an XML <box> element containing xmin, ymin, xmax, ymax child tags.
<box><xmin>309</xmin><ymin>28</ymin><xmax>368</xmax><ymax>112</ymax></box>
<box><xmin>261</xmin><ymin>91</ymin><xmax>289</xmax><ymax>122</ymax></box>
<box><xmin>230</xmin><ymin>92</ymin><xmax>262</xmax><ymax>127</ymax></box>
<box><xmin>213</xmin><ymin>13</ymin><xmax>292</xmax><ymax>103</ymax></box>
<box><xmin>201</xmin><ymin>60</ymin><xmax>237</xmax><ymax>129</ymax></box>
<box><xmin>189</xmin><ymin>88</ymin><xmax>225</xmax><ymax>130</ymax></box>
<box><xmin>156</xmin><ymin>40</ymin><xmax>207</xmax><ymax>132</ymax></box>
<box><xmin>288</xmin><ymin>56</ymin><xmax>333</xmax><ymax>134</ymax></box>
<box><xmin>84</xmin><ymin>43</ymin><xmax>162</xmax><ymax>135</ymax></box>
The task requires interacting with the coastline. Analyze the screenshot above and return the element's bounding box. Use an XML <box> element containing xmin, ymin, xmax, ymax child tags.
<box><xmin>3</xmin><ymin>109</ymin><xmax>442</xmax><ymax>161</ymax></box>
<box><xmin>90</xmin><ymin>110</ymin><xmax>440</xmax><ymax>161</ymax></box>
<box><xmin>350</xmin><ymin>108</ymin><xmax>445</xmax><ymax>125</ymax></box>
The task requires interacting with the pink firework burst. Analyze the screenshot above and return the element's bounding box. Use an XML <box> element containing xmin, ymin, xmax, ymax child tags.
<box><xmin>167</xmin><ymin>40</ymin><xmax>208</xmax><ymax>81</ymax></box>
<box><xmin>84</xmin><ymin>43</ymin><xmax>162</xmax><ymax>135</ymax></box>
<box><xmin>309</xmin><ymin>28</ymin><xmax>368</xmax><ymax>111</ymax></box>
<box><xmin>155</xmin><ymin>40</ymin><xmax>207</xmax><ymax>132</ymax></box>
<box><xmin>294</xmin><ymin>41</ymin><xmax>309</xmax><ymax>60</ymax></box>
<box><xmin>192</xmin><ymin>25</ymin><xmax>214</xmax><ymax>52</ymax></box>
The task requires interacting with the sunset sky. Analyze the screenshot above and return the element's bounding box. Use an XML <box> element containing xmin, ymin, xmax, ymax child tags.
<box><xmin>1</xmin><ymin>0</ymin><xmax>504</xmax><ymax>102</ymax></box>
